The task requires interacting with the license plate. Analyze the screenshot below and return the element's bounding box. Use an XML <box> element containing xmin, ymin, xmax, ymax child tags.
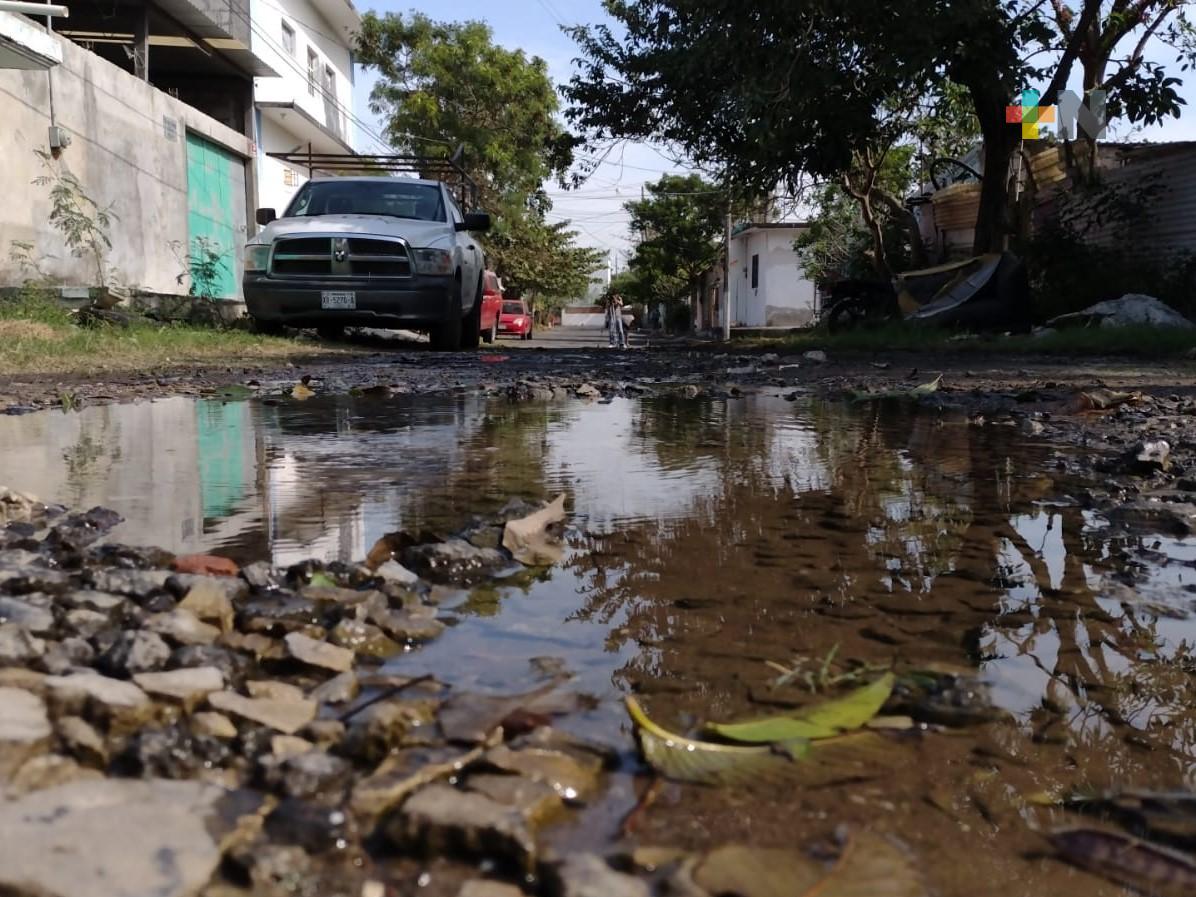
<box><xmin>321</xmin><ymin>291</ymin><xmax>356</xmax><ymax>310</ymax></box>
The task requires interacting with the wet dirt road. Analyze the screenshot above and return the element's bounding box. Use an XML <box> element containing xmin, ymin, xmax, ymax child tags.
<box><xmin>4</xmin><ymin>377</ymin><xmax>1196</xmax><ymax>896</ymax></box>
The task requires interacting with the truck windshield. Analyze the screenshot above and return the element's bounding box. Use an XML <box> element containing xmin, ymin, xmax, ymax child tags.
<box><xmin>284</xmin><ymin>181</ymin><xmax>446</xmax><ymax>222</ymax></box>
<box><xmin>502</xmin><ymin>302</ymin><xmax>524</xmax><ymax>315</ymax></box>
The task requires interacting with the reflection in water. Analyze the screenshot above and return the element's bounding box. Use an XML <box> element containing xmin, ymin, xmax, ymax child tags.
<box><xmin>1</xmin><ymin>393</ymin><xmax>1193</xmax><ymax>894</ymax></box>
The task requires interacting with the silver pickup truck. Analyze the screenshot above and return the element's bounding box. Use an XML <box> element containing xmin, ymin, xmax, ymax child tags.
<box><xmin>243</xmin><ymin>176</ymin><xmax>490</xmax><ymax>350</ymax></box>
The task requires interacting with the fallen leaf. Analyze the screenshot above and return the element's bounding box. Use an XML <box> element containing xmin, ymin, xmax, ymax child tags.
<box><xmin>1050</xmin><ymin>828</ymin><xmax>1196</xmax><ymax>897</ymax></box>
<box><xmin>292</xmin><ymin>383</ymin><xmax>315</xmax><ymax>400</ymax></box>
<box><xmin>502</xmin><ymin>494</ymin><xmax>567</xmax><ymax>566</ymax></box>
<box><xmin>707</xmin><ymin>674</ymin><xmax>895</xmax><ymax>743</ymax></box>
<box><xmin>364</xmin><ymin>532</ymin><xmax>415</xmax><ymax>571</ymax></box>
<box><xmin>480</xmin><ymin>355</ymin><xmax>510</xmax><ymax>363</ymax></box>
<box><xmin>171</xmin><ymin>553</ymin><xmax>238</xmax><ymax>577</ymax></box>
<box><xmin>1078</xmin><ymin>388</ymin><xmax>1138</xmax><ymax>411</ymax></box>
<box><xmin>851</xmin><ymin>377</ymin><xmax>943</xmax><ymax>403</ymax></box>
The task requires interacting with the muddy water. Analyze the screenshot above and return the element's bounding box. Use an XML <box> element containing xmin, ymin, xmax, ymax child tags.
<box><xmin>1</xmin><ymin>392</ymin><xmax>1192</xmax><ymax>895</ymax></box>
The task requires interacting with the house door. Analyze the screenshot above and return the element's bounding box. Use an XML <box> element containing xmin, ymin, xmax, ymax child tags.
<box><xmin>185</xmin><ymin>132</ymin><xmax>239</xmax><ymax>299</ymax></box>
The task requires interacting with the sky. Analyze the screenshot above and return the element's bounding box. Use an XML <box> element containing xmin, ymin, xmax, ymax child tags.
<box><xmin>349</xmin><ymin>1</ymin><xmax>1196</xmax><ymax>266</ymax></box>
<box><xmin>349</xmin><ymin>0</ymin><xmax>689</xmax><ymax>272</ymax></box>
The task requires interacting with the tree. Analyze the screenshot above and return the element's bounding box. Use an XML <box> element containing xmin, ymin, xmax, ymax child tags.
<box><xmin>566</xmin><ymin>0</ymin><xmax>1191</xmax><ymax>258</ymax></box>
<box><xmin>486</xmin><ymin>215</ymin><xmax>605</xmax><ymax>314</ymax></box>
<box><xmin>624</xmin><ymin>174</ymin><xmax>724</xmax><ymax>305</ymax></box>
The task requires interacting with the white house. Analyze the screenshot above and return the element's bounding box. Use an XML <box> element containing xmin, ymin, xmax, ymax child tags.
<box><xmin>249</xmin><ymin>0</ymin><xmax>360</xmax><ymax>214</ymax></box>
<box><xmin>726</xmin><ymin>223</ymin><xmax>818</xmax><ymax>328</ymax></box>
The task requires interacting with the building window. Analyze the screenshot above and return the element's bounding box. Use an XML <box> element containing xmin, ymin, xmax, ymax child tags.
<box><xmin>281</xmin><ymin>21</ymin><xmax>295</xmax><ymax>56</ymax></box>
<box><xmin>751</xmin><ymin>254</ymin><xmax>759</xmax><ymax>289</ymax></box>
<box><xmin>307</xmin><ymin>48</ymin><xmax>319</xmax><ymax>95</ymax></box>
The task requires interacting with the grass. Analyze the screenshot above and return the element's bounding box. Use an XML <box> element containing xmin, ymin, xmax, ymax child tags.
<box><xmin>0</xmin><ymin>290</ymin><xmax>343</xmax><ymax>376</ymax></box>
<box><xmin>740</xmin><ymin>322</ymin><xmax>1196</xmax><ymax>358</ymax></box>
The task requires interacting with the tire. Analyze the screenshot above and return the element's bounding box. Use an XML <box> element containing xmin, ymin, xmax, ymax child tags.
<box><xmin>316</xmin><ymin>325</ymin><xmax>344</xmax><ymax>342</ymax></box>
<box><xmin>460</xmin><ymin>279</ymin><xmax>483</xmax><ymax>350</ymax></box>
<box><xmin>429</xmin><ymin>281</ymin><xmax>465</xmax><ymax>351</ymax></box>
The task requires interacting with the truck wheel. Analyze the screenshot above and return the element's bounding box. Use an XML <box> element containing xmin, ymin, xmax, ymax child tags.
<box><xmin>460</xmin><ymin>279</ymin><xmax>483</xmax><ymax>350</ymax></box>
<box><xmin>429</xmin><ymin>284</ymin><xmax>464</xmax><ymax>351</ymax></box>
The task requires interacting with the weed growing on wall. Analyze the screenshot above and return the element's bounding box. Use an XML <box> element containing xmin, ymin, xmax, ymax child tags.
<box><xmin>32</xmin><ymin>149</ymin><xmax>117</xmax><ymax>289</ymax></box>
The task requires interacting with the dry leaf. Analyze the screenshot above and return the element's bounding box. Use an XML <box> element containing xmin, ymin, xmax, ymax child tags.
<box><xmin>502</xmin><ymin>494</ymin><xmax>567</xmax><ymax>566</ymax></box>
<box><xmin>292</xmin><ymin>383</ymin><xmax>316</xmax><ymax>400</ymax></box>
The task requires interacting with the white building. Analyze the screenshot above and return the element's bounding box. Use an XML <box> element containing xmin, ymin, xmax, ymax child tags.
<box><xmin>249</xmin><ymin>0</ymin><xmax>360</xmax><ymax>214</ymax></box>
<box><xmin>727</xmin><ymin>223</ymin><xmax>818</xmax><ymax>328</ymax></box>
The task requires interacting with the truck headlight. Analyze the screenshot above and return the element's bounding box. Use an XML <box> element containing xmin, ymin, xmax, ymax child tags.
<box><xmin>245</xmin><ymin>244</ymin><xmax>271</xmax><ymax>273</ymax></box>
<box><xmin>412</xmin><ymin>249</ymin><xmax>453</xmax><ymax>276</ymax></box>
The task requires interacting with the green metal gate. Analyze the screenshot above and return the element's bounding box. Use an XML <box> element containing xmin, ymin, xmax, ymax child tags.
<box><xmin>185</xmin><ymin>133</ymin><xmax>239</xmax><ymax>299</ymax></box>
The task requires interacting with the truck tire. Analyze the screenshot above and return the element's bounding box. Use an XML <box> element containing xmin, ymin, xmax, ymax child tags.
<box><xmin>429</xmin><ymin>281</ymin><xmax>464</xmax><ymax>351</ymax></box>
<box><xmin>459</xmin><ymin>279</ymin><xmax>483</xmax><ymax>350</ymax></box>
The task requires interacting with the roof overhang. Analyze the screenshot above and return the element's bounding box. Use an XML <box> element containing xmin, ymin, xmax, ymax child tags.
<box><xmin>258</xmin><ymin>100</ymin><xmax>352</xmax><ymax>154</ymax></box>
<box><xmin>0</xmin><ymin>11</ymin><xmax>62</xmax><ymax>69</ymax></box>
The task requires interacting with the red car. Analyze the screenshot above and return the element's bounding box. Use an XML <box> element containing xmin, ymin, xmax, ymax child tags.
<box><xmin>479</xmin><ymin>271</ymin><xmax>503</xmax><ymax>344</ymax></box>
<box><xmin>498</xmin><ymin>299</ymin><xmax>533</xmax><ymax>340</ymax></box>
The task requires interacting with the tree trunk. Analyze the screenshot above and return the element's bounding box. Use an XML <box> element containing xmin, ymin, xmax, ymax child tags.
<box><xmin>970</xmin><ymin>91</ymin><xmax>1019</xmax><ymax>255</ymax></box>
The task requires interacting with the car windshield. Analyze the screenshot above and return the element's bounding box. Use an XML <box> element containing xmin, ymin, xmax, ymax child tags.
<box><xmin>502</xmin><ymin>302</ymin><xmax>524</xmax><ymax>315</ymax></box>
<box><xmin>284</xmin><ymin>181</ymin><xmax>445</xmax><ymax>222</ymax></box>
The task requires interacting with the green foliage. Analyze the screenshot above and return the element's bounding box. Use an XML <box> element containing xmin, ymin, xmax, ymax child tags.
<box><xmin>173</xmin><ymin>237</ymin><xmax>230</xmax><ymax>301</ymax></box>
<box><xmin>0</xmin><ymin>285</ymin><xmax>73</xmax><ymax>326</ymax></box>
<box><xmin>485</xmin><ymin>215</ymin><xmax>605</xmax><ymax>307</ymax></box>
<box><xmin>624</xmin><ymin>173</ymin><xmax>724</xmax><ymax>304</ymax></box>
<box><xmin>31</xmin><ymin>150</ymin><xmax>116</xmax><ymax>287</ymax></box>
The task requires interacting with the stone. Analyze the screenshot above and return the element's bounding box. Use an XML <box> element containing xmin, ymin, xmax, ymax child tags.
<box><xmin>375</xmin><ymin>559</ymin><xmax>419</xmax><ymax>586</ymax></box>
<box><xmin>387</xmin><ymin>784</ymin><xmax>536</xmax><ymax>872</ymax></box>
<box><xmin>241</xmin><ymin>561</ymin><xmax>282</xmax><ymax>590</ymax></box>
<box><xmin>330</xmin><ymin>619</ymin><xmax>402</xmax><ymax>659</ymax></box>
<box><xmin>40</xmin><ymin>637</ymin><xmax>95</xmax><ymax>675</ymax></box>
<box><xmin>145</xmin><ymin>608</ymin><xmax>221</xmax><ymax>645</ymax></box>
<box><xmin>803</xmin><ymin>350</ymin><xmax>828</xmax><ymax>363</ymax></box>
<box><xmin>459</xmin><ymin>883</ymin><xmax>527</xmax><ymax>897</ymax></box>
<box><xmin>57</xmin><ymin>715</ymin><xmax>106</xmax><ymax>767</ymax></box>
<box><xmin>208</xmin><ymin>690</ymin><xmax>317</xmax><ymax>735</ymax></box>
<box><xmin>220</xmin><ymin>630</ymin><xmax>287</xmax><ymax>660</ymax></box>
<box><xmin>239</xmin><ymin>594</ymin><xmax>323</xmax><ymax>634</ymax></box>
<box><xmin>191</xmin><ymin>711</ymin><xmax>238</xmax><ymax>739</ymax></box>
<box><xmin>0</xmin><ymin>778</ymin><xmax>258</xmax><ymax>897</ymax></box>
<box><xmin>170</xmin><ymin>644</ymin><xmax>250</xmax><ymax>681</ymax></box>
<box><xmin>0</xmin><ymin>668</ymin><xmax>46</xmax><ymax>694</ymax></box>
<box><xmin>351</xmin><ymin>745</ymin><xmax>482</xmax><ymax>818</ymax></box>
<box><xmin>0</xmin><ymin>686</ymin><xmax>51</xmax><ymax>780</ymax></box>
<box><xmin>575</xmin><ymin>383</ymin><xmax>601</xmax><ymax>398</ymax></box>
<box><xmin>6</xmin><ymin>753</ymin><xmax>100</xmax><ymax>798</ymax></box>
<box><xmin>264</xmin><ymin>798</ymin><xmax>353</xmax><ymax>853</ymax></box>
<box><xmin>482</xmin><ymin>745</ymin><xmax>601</xmax><ymax>802</ymax></box>
<box><xmin>246</xmin><ymin>680</ymin><xmax>307</xmax><ymax>702</ymax></box>
<box><xmin>466</xmin><ymin>774</ymin><xmax>564</xmax><ymax>826</ymax></box>
<box><xmin>0</xmin><ymin>624</ymin><xmax>45</xmax><ymax>666</ymax></box>
<box><xmin>229</xmin><ymin>843</ymin><xmax>313</xmax><ymax>893</ymax></box>
<box><xmin>172</xmin><ymin>553</ymin><xmax>239</xmax><ymax>577</ymax></box>
<box><xmin>0</xmin><ymin>596</ymin><xmax>54</xmax><ymax>635</ymax></box>
<box><xmin>178</xmin><ymin>579</ymin><xmax>237</xmax><ymax>632</ymax></box>
<box><xmin>342</xmin><ymin>699</ymin><xmax>439</xmax><ymax>762</ymax></box>
<box><xmin>134</xmin><ymin>666</ymin><xmax>224</xmax><ymax>706</ymax></box>
<box><xmin>63</xmin><ymin>609</ymin><xmax>108</xmax><ymax>638</ymax></box>
<box><xmin>98</xmin><ymin>630</ymin><xmax>171</xmax><ymax>677</ymax></box>
<box><xmin>0</xmin><ymin>488</ymin><xmax>39</xmax><ymax>525</ymax></box>
<box><xmin>0</xmin><ymin>565</ymin><xmax>69</xmax><ymax>595</ymax></box>
<box><xmin>546</xmin><ymin>853</ymin><xmax>651</xmax><ymax>897</ymax></box>
<box><xmin>44</xmin><ymin>672</ymin><xmax>151</xmax><ymax>730</ymax></box>
<box><xmin>116</xmin><ymin>726</ymin><xmax>231</xmax><ymax>778</ymax></box>
<box><xmin>88</xmin><ymin>568</ymin><xmax>173</xmax><ymax>600</ymax></box>
<box><xmin>368</xmin><ymin>606</ymin><xmax>446</xmax><ymax>644</ymax></box>
<box><xmin>58</xmin><ymin>590</ymin><xmax>124</xmax><ymax>615</ymax></box>
<box><xmin>401</xmin><ymin>539</ymin><xmax>511</xmax><ymax>585</ymax></box>
<box><xmin>311</xmin><ymin>671</ymin><xmax>359</xmax><ymax>705</ymax></box>
<box><xmin>269</xmin><ymin>735</ymin><xmax>313</xmax><ymax>758</ymax></box>
<box><xmin>285</xmin><ymin>632</ymin><xmax>355</xmax><ymax>673</ymax></box>
<box><xmin>300</xmin><ymin>584</ymin><xmax>373</xmax><ymax>607</ymax></box>
<box><xmin>261</xmin><ymin>748</ymin><xmax>351</xmax><ymax>799</ymax></box>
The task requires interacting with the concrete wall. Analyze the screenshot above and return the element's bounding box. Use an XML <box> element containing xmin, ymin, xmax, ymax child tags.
<box><xmin>0</xmin><ymin>20</ymin><xmax>254</xmax><ymax>294</ymax></box>
<box><xmin>255</xmin><ymin>114</ymin><xmax>308</xmax><ymax>216</ymax></box>
<box><xmin>729</xmin><ymin>228</ymin><xmax>817</xmax><ymax>327</ymax></box>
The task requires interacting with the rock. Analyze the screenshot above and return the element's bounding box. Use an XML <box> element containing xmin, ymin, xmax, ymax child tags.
<box><xmin>98</xmin><ymin>630</ymin><xmax>171</xmax><ymax>677</ymax></box>
<box><xmin>63</xmin><ymin>609</ymin><xmax>108</xmax><ymax>639</ymax></box>
<box><xmin>466</xmin><ymin>774</ymin><xmax>564</xmax><ymax>826</ymax></box>
<box><xmin>269</xmin><ymin>735</ymin><xmax>313</xmax><ymax>758</ymax></box>
<box><xmin>1048</xmin><ymin>294</ymin><xmax>1196</xmax><ymax>330</ymax></box>
<box><xmin>116</xmin><ymin>725</ymin><xmax>231</xmax><ymax>778</ymax></box>
<box><xmin>146</xmin><ymin>608</ymin><xmax>221</xmax><ymax>646</ymax></box>
<box><xmin>134</xmin><ymin>666</ymin><xmax>224</xmax><ymax>706</ymax></box>
<box><xmin>367</xmin><ymin>606</ymin><xmax>446</xmax><ymax>643</ymax></box>
<box><xmin>0</xmin><ymin>596</ymin><xmax>55</xmax><ymax>635</ymax></box>
<box><xmin>803</xmin><ymin>350</ymin><xmax>828</xmax><ymax>363</ymax></box>
<box><xmin>241</xmin><ymin>561</ymin><xmax>282</xmax><ymax>590</ymax></box>
<box><xmin>330</xmin><ymin>619</ymin><xmax>402</xmax><ymax>660</ymax></box>
<box><xmin>440</xmin><ymin>691</ymin><xmax>550</xmax><ymax>745</ymax></box>
<box><xmin>88</xmin><ymin>568</ymin><xmax>173</xmax><ymax>600</ymax></box>
<box><xmin>247</xmin><ymin>680</ymin><xmax>307</xmax><ymax>702</ymax></box>
<box><xmin>39</xmin><ymin>638</ymin><xmax>95</xmax><ymax>676</ymax></box>
<box><xmin>0</xmin><ymin>668</ymin><xmax>46</xmax><ymax>695</ymax></box>
<box><xmin>343</xmin><ymin>699</ymin><xmax>439</xmax><ymax>762</ymax></box>
<box><xmin>6</xmin><ymin>753</ymin><xmax>100</xmax><ymax>797</ymax></box>
<box><xmin>351</xmin><ymin>745</ymin><xmax>483</xmax><ymax>818</ymax></box>
<box><xmin>239</xmin><ymin>594</ymin><xmax>324</xmax><ymax>634</ymax></box>
<box><xmin>0</xmin><ymin>686</ymin><xmax>51</xmax><ymax>780</ymax></box>
<box><xmin>458</xmin><ymin>882</ymin><xmax>527</xmax><ymax>897</ymax></box>
<box><xmin>0</xmin><ymin>624</ymin><xmax>45</xmax><ymax>666</ymax></box>
<box><xmin>0</xmin><ymin>488</ymin><xmax>40</xmax><ymax>525</ymax></box>
<box><xmin>191</xmin><ymin>711</ymin><xmax>238</xmax><ymax>739</ymax></box>
<box><xmin>387</xmin><ymin>784</ymin><xmax>536</xmax><ymax>872</ymax></box>
<box><xmin>311</xmin><ymin>671</ymin><xmax>359</xmax><ymax>705</ymax></box>
<box><xmin>228</xmin><ymin>843</ymin><xmax>313</xmax><ymax>894</ymax></box>
<box><xmin>375</xmin><ymin>560</ymin><xmax>419</xmax><ymax>586</ymax></box>
<box><xmin>170</xmin><ymin>644</ymin><xmax>250</xmax><ymax>681</ymax></box>
<box><xmin>172</xmin><ymin>553</ymin><xmax>239</xmax><ymax>577</ymax></box>
<box><xmin>0</xmin><ymin>565</ymin><xmax>69</xmax><ymax>595</ymax></box>
<box><xmin>260</xmin><ymin>748</ymin><xmax>351</xmax><ymax>799</ymax></box>
<box><xmin>285</xmin><ymin>632</ymin><xmax>355</xmax><ymax>673</ymax></box>
<box><xmin>56</xmin><ymin>716</ymin><xmax>107</xmax><ymax>768</ymax></box>
<box><xmin>177</xmin><ymin>579</ymin><xmax>237</xmax><ymax>632</ymax></box>
<box><xmin>264</xmin><ymin>798</ymin><xmax>353</xmax><ymax>853</ymax></box>
<box><xmin>482</xmin><ymin>744</ymin><xmax>602</xmax><ymax>802</ymax></box>
<box><xmin>545</xmin><ymin>853</ymin><xmax>651</xmax><ymax>897</ymax></box>
<box><xmin>300</xmin><ymin>584</ymin><xmax>373</xmax><ymax>607</ymax></box>
<box><xmin>301</xmin><ymin>719</ymin><xmax>345</xmax><ymax>750</ymax></box>
<box><xmin>44</xmin><ymin>672</ymin><xmax>151</xmax><ymax>730</ymax></box>
<box><xmin>0</xmin><ymin>778</ymin><xmax>258</xmax><ymax>897</ymax></box>
<box><xmin>208</xmin><ymin>690</ymin><xmax>317</xmax><ymax>735</ymax></box>
<box><xmin>575</xmin><ymin>383</ymin><xmax>601</xmax><ymax>398</ymax></box>
<box><xmin>402</xmin><ymin>539</ymin><xmax>511</xmax><ymax>585</ymax></box>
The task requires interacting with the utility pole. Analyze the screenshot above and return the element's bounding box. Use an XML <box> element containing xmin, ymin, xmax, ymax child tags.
<box><xmin>722</xmin><ymin>198</ymin><xmax>732</xmax><ymax>342</ymax></box>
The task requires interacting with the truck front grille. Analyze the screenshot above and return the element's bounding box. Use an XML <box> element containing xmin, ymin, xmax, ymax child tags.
<box><xmin>270</xmin><ymin>236</ymin><xmax>413</xmax><ymax>279</ymax></box>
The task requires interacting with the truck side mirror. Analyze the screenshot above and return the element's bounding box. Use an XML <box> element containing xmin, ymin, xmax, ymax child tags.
<box><xmin>456</xmin><ymin>212</ymin><xmax>491</xmax><ymax>232</ymax></box>
<box><xmin>256</xmin><ymin>208</ymin><xmax>277</xmax><ymax>226</ymax></box>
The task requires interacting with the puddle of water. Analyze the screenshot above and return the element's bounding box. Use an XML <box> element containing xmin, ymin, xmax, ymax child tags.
<box><xmin>2</xmin><ymin>393</ymin><xmax>1193</xmax><ymax>895</ymax></box>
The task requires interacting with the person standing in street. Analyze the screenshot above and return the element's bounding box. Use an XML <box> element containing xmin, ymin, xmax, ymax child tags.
<box><xmin>606</xmin><ymin>292</ymin><xmax>627</xmax><ymax>349</ymax></box>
